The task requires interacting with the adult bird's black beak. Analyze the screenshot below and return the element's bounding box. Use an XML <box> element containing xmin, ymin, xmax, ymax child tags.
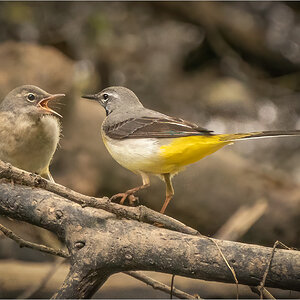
<box><xmin>82</xmin><ymin>94</ymin><xmax>98</xmax><ymax>101</ymax></box>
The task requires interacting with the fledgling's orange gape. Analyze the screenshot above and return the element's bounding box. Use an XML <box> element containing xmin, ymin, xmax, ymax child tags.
<box><xmin>83</xmin><ymin>87</ymin><xmax>300</xmax><ymax>214</ymax></box>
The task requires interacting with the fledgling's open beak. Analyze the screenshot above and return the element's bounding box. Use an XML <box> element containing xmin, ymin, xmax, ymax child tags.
<box><xmin>38</xmin><ymin>94</ymin><xmax>65</xmax><ymax>118</ymax></box>
<box><xmin>81</xmin><ymin>94</ymin><xmax>98</xmax><ymax>101</ymax></box>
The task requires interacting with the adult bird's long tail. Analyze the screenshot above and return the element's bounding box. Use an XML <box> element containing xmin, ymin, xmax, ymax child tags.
<box><xmin>219</xmin><ymin>130</ymin><xmax>300</xmax><ymax>142</ymax></box>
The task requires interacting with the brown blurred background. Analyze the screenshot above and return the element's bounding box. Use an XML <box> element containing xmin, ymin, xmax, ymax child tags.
<box><xmin>0</xmin><ymin>2</ymin><xmax>300</xmax><ymax>298</ymax></box>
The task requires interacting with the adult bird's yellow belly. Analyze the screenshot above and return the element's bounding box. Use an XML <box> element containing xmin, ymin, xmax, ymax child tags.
<box><xmin>102</xmin><ymin>131</ymin><xmax>230</xmax><ymax>175</ymax></box>
<box><xmin>159</xmin><ymin>135</ymin><xmax>230</xmax><ymax>174</ymax></box>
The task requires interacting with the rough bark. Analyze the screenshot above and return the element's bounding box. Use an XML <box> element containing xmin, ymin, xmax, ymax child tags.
<box><xmin>0</xmin><ymin>180</ymin><xmax>299</xmax><ymax>298</ymax></box>
<box><xmin>0</xmin><ymin>160</ymin><xmax>198</xmax><ymax>236</ymax></box>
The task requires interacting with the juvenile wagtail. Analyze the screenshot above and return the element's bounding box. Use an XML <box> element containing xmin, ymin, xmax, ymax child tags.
<box><xmin>82</xmin><ymin>86</ymin><xmax>300</xmax><ymax>213</ymax></box>
<box><xmin>0</xmin><ymin>85</ymin><xmax>64</xmax><ymax>182</ymax></box>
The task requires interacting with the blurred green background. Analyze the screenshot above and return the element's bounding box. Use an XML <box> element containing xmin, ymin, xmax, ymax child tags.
<box><xmin>0</xmin><ymin>2</ymin><xmax>300</xmax><ymax>298</ymax></box>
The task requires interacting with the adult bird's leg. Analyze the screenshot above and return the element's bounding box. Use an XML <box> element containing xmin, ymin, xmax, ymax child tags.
<box><xmin>111</xmin><ymin>172</ymin><xmax>150</xmax><ymax>205</ymax></box>
<box><xmin>160</xmin><ymin>173</ymin><xmax>174</xmax><ymax>214</ymax></box>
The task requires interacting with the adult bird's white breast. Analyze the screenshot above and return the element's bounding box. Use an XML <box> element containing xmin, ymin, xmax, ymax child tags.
<box><xmin>101</xmin><ymin>130</ymin><xmax>163</xmax><ymax>174</ymax></box>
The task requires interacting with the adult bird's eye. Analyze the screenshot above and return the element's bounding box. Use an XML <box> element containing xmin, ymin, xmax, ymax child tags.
<box><xmin>27</xmin><ymin>93</ymin><xmax>36</xmax><ymax>102</ymax></box>
<box><xmin>103</xmin><ymin>93</ymin><xmax>109</xmax><ymax>101</ymax></box>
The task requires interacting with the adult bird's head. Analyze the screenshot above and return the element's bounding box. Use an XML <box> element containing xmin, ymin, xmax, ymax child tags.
<box><xmin>0</xmin><ymin>85</ymin><xmax>65</xmax><ymax>118</ymax></box>
<box><xmin>82</xmin><ymin>86</ymin><xmax>143</xmax><ymax>116</ymax></box>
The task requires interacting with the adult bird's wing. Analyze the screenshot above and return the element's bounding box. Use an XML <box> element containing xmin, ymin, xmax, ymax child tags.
<box><xmin>103</xmin><ymin>116</ymin><xmax>213</xmax><ymax>139</ymax></box>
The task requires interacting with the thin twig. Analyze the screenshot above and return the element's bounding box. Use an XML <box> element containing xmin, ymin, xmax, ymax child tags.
<box><xmin>207</xmin><ymin>237</ymin><xmax>239</xmax><ymax>299</ymax></box>
<box><xmin>259</xmin><ymin>240</ymin><xmax>291</xmax><ymax>299</ymax></box>
<box><xmin>125</xmin><ymin>271</ymin><xmax>201</xmax><ymax>299</ymax></box>
<box><xmin>0</xmin><ymin>223</ymin><xmax>69</xmax><ymax>258</ymax></box>
<box><xmin>170</xmin><ymin>274</ymin><xmax>175</xmax><ymax>299</ymax></box>
<box><xmin>0</xmin><ymin>160</ymin><xmax>199</xmax><ymax>236</ymax></box>
<box><xmin>250</xmin><ymin>286</ymin><xmax>276</xmax><ymax>299</ymax></box>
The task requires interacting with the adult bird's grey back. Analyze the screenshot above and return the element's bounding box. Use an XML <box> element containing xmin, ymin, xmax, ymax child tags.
<box><xmin>0</xmin><ymin>85</ymin><xmax>65</xmax><ymax>181</ymax></box>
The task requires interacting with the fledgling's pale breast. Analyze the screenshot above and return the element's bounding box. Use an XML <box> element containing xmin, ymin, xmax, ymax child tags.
<box><xmin>0</xmin><ymin>112</ymin><xmax>60</xmax><ymax>174</ymax></box>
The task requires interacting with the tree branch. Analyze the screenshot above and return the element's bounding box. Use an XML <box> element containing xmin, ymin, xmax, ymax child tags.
<box><xmin>0</xmin><ymin>180</ymin><xmax>299</xmax><ymax>299</ymax></box>
<box><xmin>250</xmin><ymin>286</ymin><xmax>276</xmax><ymax>300</ymax></box>
<box><xmin>0</xmin><ymin>160</ymin><xmax>198</xmax><ymax>236</ymax></box>
<box><xmin>124</xmin><ymin>271</ymin><xmax>199</xmax><ymax>299</ymax></box>
<box><xmin>1</xmin><ymin>222</ymin><xmax>195</xmax><ymax>299</ymax></box>
<box><xmin>52</xmin><ymin>265</ymin><xmax>110</xmax><ymax>299</ymax></box>
<box><xmin>0</xmin><ymin>223</ymin><xmax>69</xmax><ymax>258</ymax></box>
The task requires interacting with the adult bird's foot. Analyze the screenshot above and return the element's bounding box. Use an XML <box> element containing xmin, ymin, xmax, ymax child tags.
<box><xmin>110</xmin><ymin>192</ymin><xmax>139</xmax><ymax>206</ymax></box>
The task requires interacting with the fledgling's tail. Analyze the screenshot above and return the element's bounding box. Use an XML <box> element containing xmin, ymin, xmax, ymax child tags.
<box><xmin>219</xmin><ymin>130</ymin><xmax>300</xmax><ymax>142</ymax></box>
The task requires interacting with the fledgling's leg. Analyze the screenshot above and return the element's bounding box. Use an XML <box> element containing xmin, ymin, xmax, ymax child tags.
<box><xmin>111</xmin><ymin>172</ymin><xmax>150</xmax><ymax>204</ymax></box>
<box><xmin>40</xmin><ymin>166</ymin><xmax>55</xmax><ymax>183</ymax></box>
<box><xmin>160</xmin><ymin>173</ymin><xmax>174</xmax><ymax>214</ymax></box>
<box><xmin>46</xmin><ymin>172</ymin><xmax>55</xmax><ymax>183</ymax></box>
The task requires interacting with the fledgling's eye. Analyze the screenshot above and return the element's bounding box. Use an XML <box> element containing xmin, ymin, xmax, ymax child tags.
<box><xmin>103</xmin><ymin>93</ymin><xmax>109</xmax><ymax>101</ymax></box>
<box><xmin>27</xmin><ymin>93</ymin><xmax>36</xmax><ymax>102</ymax></box>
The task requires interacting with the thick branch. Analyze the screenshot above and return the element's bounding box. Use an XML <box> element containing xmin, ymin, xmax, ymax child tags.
<box><xmin>1</xmin><ymin>224</ymin><xmax>194</xmax><ymax>299</ymax></box>
<box><xmin>0</xmin><ymin>160</ymin><xmax>198</xmax><ymax>236</ymax></box>
<box><xmin>0</xmin><ymin>160</ymin><xmax>196</xmax><ymax>298</ymax></box>
<box><xmin>52</xmin><ymin>266</ymin><xmax>110</xmax><ymax>299</ymax></box>
<box><xmin>0</xmin><ymin>181</ymin><xmax>299</xmax><ymax>298</ymax></box>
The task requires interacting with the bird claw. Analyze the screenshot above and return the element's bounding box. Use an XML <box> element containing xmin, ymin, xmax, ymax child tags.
<box><xmin>128</xmin><ymin>194</ymin><xmax>139</xmax><ymax>206</ymax></box>
<box><xmin>110</xmin><ymin>193</ymin><xmax>127</xmax><ymax>203</ymax></box>
<box><xmin>110</xmin><ymin>193</ymin><xmax>139</xmax><ymax>206</ymax></box>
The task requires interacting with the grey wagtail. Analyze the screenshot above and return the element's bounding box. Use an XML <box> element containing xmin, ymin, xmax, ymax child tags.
<box><xmin>0</xmin><ymin>85</ymin><xmax>64</xmax><ymax>182</ymax></box>
<box><xmin>82</xmin><ymin>86</ymin><xmax>300</xmax><ymax>213</ymax></box>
